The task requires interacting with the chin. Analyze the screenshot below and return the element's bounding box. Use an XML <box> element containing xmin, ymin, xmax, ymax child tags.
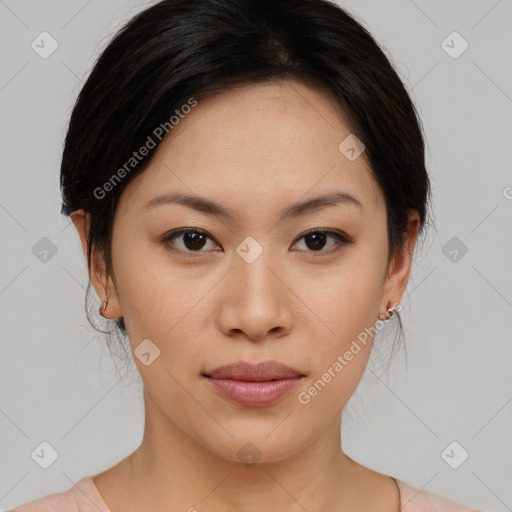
<box><xmin>199</xmin><ymin>428</ymin><xmax>307</xmax><ymax>467</ymax></box>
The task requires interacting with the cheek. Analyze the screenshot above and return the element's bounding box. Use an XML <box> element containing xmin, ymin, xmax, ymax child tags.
<box><xmin>302</xmin><ymin>258</ymin><xmax>384</xmax><ymax>350</ymax></box>
<box><xmin>112</xmin><ymin>242</ymin><xmax>213</xmax><ymax>370</ymax></box>
<box><xmin>293</xmin><ymin>284</ymin><xmax>376</xmax><ymax>422</ymax></box>
<box><xmin>295</xmin><ymin>257</ymin><xmax>385</xmax><ymax>405</ymax></box>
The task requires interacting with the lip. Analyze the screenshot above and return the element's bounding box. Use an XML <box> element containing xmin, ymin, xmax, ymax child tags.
<box><xmin>203</xmin><ymin>360</ymin><xmax>305</xmax><ymax>408</ymax></box>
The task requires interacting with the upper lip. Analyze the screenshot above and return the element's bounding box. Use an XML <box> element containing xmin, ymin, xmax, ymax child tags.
<box><xmin>204</xmin><ymin>360</ymin><xmax>305</xmax><ymax>381</ymax></box>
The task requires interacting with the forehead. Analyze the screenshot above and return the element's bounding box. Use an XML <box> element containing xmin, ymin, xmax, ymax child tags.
<box><xmin>118</xmin><ymin>80</ymin><xmax>384</xmax><ymax>219</ymax></box>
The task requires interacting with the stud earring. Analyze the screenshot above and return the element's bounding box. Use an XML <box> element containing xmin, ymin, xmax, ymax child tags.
<box><xmin>379</xmin><ymin>303</ymin><xmax>401</xmax><ymax>321</ymax></box>
<box><xmin>99</xmin><ymin>301</ymin><xmax>109</xmax><ymax>318</ymax></box>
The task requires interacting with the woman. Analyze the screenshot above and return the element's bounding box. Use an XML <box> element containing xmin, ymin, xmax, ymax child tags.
<box><xmin>12</xmin><ymin>0</ymin><xmax>479</xmax><ymax>510</ymax></box>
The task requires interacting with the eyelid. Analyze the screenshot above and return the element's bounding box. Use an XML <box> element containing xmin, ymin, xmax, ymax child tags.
<box><xmin>161</xmin><ymin>227</ymin><xmax>352</xmax><ymax>255</ymax></box>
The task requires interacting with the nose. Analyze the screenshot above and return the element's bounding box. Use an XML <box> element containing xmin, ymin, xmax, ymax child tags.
<box><xmin>216</xmin><ymin>248</ymin><xmax>294</xmax><ymax>343</ymax></box>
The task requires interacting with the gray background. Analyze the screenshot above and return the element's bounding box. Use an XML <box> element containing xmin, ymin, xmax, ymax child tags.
<box><xmin>1</xmin><ymin>0</ymin><xmax>511</xmax><ymax>510</ymax></box>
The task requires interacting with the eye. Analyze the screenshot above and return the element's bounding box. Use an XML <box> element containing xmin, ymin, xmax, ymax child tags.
<box><xmin>292</xmin><ymin>229</ymin><xmax>352</xmax><ymax>254</ymax></box>
<box><xmin>162</xmin><ymin>228</ymin><xmax>219</xmax><ymax>255</ymax></box>
<box><xmin>162</xmin><ymin>228</ymin><xmax>352</xmax><ymax>256</ymax></box>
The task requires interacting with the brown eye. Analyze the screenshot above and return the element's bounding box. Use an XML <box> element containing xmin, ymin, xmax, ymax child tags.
<box><xmin>293</xmin><ymin>229</ymin><xmax>352</xmax><ymax>254</ymax></box>
<box><xmin>162</xmin><ymin>228</ymin><xmax>352</xmax><ymax>257</ymax></box>
<box><xmin>163</xmin><ymin>228</ymin><xmax>218</xmax><ymax>254</ymax></box>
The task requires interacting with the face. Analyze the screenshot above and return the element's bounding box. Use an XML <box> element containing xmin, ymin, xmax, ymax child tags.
<box><xmin>73</xmin><ymin>80</ymin><xmax>418</xmax><ymax>464</ymax></box>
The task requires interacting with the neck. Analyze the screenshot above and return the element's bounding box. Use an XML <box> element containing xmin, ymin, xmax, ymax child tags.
<box><xmin>99</xmin><ymin>393</ymin><xmax>395</xmax><ymax>512</ymax></box>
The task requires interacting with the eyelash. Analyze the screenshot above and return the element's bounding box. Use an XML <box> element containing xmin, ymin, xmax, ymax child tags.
<box><xmin>161</xmin><ymin>228</ymin><xmax>352</xmax><ymax>257</ymax></box>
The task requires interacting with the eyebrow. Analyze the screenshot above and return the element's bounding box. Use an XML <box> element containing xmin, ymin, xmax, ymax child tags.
<box><xmin>143</xmin><ymin>191</ymin><xmax>363</xmax><ymax>220</ymax></box>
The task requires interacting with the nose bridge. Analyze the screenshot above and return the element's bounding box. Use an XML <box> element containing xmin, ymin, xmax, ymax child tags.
<box><xmin>234</xmin><ymin>239</ymin><xmax>281</xmax><ymax>303</ymax></box>
<box><xmin>224</xmin><ymin>238</ymin><xmax>292</xmax><ymax>339</ymax></box>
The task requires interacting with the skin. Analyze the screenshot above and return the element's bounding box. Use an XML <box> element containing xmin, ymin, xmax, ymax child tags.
<box><xmin>71</xmin><ymin>79</ymin><xmax>420</xmax><ymax>512</ymax></box>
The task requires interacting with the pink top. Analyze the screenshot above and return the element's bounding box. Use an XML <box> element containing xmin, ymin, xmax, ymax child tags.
<box><xmin>10</xmin><ymin>476</ymin><xmax>481</xmax><ymax>511</ymax></box>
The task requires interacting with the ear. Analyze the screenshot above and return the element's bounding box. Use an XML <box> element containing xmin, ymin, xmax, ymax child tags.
<box><xmin>70</xmin><ymin>209</ymin><xmax>122</xmax><ymax>320</ymax></box>
<box><xmin>380</xmin><ymin>210</ymin><xmax>421</xmax><ymax>313</ymax></box>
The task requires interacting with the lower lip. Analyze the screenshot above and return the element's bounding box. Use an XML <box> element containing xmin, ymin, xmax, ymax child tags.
<box><xmin>206</xmin><ymin>377</ymin><xmax>302</xmax><ymax>408</ymax></box>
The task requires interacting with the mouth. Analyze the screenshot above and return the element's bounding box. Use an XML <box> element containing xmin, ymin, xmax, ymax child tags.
<box><xmin>202</xmin><ymin>360</ymin><xmax>306</xmax><ymax>408</ymax></box>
